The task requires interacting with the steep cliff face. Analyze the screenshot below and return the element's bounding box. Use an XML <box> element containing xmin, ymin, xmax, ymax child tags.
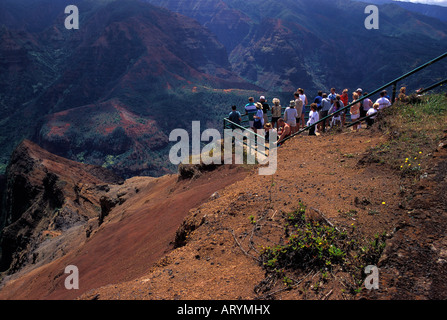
<box><xmin>229</xmin><ymin>18</ymin><xmax>330</xmax><ymax>92</ymax></box>
<box><xmin>0</xmin><ymin>174</ymin><xmax>6</xmax><ymax>230</ymax></box>
<box><xmin>0</xmin><ymin>139</ymin><xmax>249</xmax><ymax>299</ymax></box>
<box><xmin>147</xmin><ymin>0</ymin><xmax>447</xmax><ymax>92</ymax></box>
<box><xmin>38</xmin><ymin>99</ymin><xmax>171</xmax><ymax>178</ymax></box>
<box><xmin>0</xmin><ymin>28</ymin><xmax>52</xmax><ymax>117</ymax></box>
<box><xmin>0</xmin><ymin>140</ymin><xmax>124</xmax><ymax>274</ymax></box>
<box><xmin>143</xmin><ymin>0</ymin><xmax>253</xmax><ymax>52</ymax></box>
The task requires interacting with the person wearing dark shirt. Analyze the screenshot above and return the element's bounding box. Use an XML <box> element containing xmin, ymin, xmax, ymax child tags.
<box><xmin>314</xmin><ymin>91</ymin><xmax>323</xmax><ymax>110</ymax></box>
<box><xmin>228</xmin><ymin>105</ymin><xmax>241</xmax><ymax>129</ymax></box>
<box><xmin>259</xmin><ymin>96</ymin><xmax>270</xmax><ymax>125</ymax></box>
<box><xmin>319</xmin><ymin>93</ymin><xmax>332</xmax><ymax>133</ymax></box>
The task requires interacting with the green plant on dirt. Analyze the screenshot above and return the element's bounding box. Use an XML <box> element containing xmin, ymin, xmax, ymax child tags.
<box><xmin>260</xmin><ymin>219</ymin><xmax>348</xmax><ymax>272</ymax></box>
<box><xmin>355</xmin><ymin>232</ymin><xmax>388</xmax><ymax>267</ymax></box>
<box><xmin>339</xmin><ymin>209</ymin><xmax>358</xmax><ymax>218</ymax></box>
<box><xmin>343</xmin><ymin>153</ymin><xmax>355</xmax><ymax>159</ymax></box>
<box><xmin>285</xmin><ymin>202</ymin><xmax>306</xmax><ymax>227</ymax></box>
<box><xmin>249</xmin><ymin>215</ymin><xmax>257</xmax><ymax>224</ymax></box>
<box><xmin>399</xmin><ymin>152</ymin><xmax>423</xmax><ymax>175</ymax></box>
<box><xmin>258</xmin><ymin>204</ymin><xmax>388</xmax><ymax>296</ymax></box>
<box><xmin>282</xmin><ymin>276</ymin><xmax>293</xmax><ymax>288</ymax></box>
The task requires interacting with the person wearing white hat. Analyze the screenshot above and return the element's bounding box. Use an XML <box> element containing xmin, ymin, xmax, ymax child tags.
<box><xmin>284</xmin><ymin>100</ymin><xmax>298</xmax><ymax>133</ymax></box>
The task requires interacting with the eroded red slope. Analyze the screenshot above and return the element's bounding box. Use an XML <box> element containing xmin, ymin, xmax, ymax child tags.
<box><xmin>0</xmin><ymin>146</ymin><xmax>248</xmax><ymax>300</ymax></box>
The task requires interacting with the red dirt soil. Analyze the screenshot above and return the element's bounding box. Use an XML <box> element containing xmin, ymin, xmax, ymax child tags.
<box><xmin>2</xmin><ymin>126</ymin><xmax>446</xmax><ymax>300</ymax></box>
<box><xmin>0</xmin><ymin>165</ymin><xmax>248</xmax><ymax>300</ymax></box>
<box><xmin>77</xmin><ymin>128</ymin><xmax>409</xmax><ymax>300</ymax></box>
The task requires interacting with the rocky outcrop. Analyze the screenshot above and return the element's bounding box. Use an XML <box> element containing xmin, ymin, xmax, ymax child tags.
<box><xmin>0</xmin><ymin>141</ymin><xmax>249</xmax><ymax>300</ymax></box>
<box><xmin>146</xmin><ymin>0</ymin><xmax>253</xmax><ymax>52</ymax></box>
<box><xmin>0</xmin><ymin>140</ymin><xmax>124</xmax><ymax>274</ymax></box>
<box><xmin>147</xmin><ymin>0</ymin><xmax>447</xmax><ymax>93</ymax></box>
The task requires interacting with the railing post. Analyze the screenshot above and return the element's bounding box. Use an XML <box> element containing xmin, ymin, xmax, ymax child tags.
<box><xmin>392</xmin><ymin>82</ymin><xmax>397</xmax><ymax>104</ymax></box>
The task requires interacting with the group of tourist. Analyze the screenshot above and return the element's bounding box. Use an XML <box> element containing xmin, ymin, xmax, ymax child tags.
<box><xmin>228</xmin><ymin>86</ymin><xmax>400</xmax><ymax>145</ymax></box>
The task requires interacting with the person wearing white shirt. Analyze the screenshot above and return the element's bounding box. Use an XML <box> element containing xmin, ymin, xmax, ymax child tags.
<box><xmin>296</xmin><ymin>88</ymin><xmax>308</xmax><ymax>129</ymax></box>
<box><xmin>284</xmin><ymin>100</ymin><xmax>298</xmax><ymax>133</ymax></box>
<box><xmin>293</xmin><ymin>92</ymin><xmax>304</xmax><ymax>129</ymax></box>
<box><xmin>366</xmin><ymin>103</ymin><xmax>379</xmax><ymax>127</ymax></box>
<box><xmin>361</xmin><ymin>92</ymin><xmax>373</xmax><ymax>118</ymax></box>
<box><xmin>307</xmin><ymin>103</ymin><xmax>320</xmax><ymax>136</ymax></box>
<box><xmin>375</xmin><ymin>90</ymin><xmax>391</xmax><ymax>110</ymax></box>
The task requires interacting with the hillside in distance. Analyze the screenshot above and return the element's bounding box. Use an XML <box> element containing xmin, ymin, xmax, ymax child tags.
<box><xmin>354</xmin><ymin>0</ymin><xmax>447</xmax><ymax>21</ymax></box>
<box><xmin>0</xmin><ymin>0</ymin><xmax>261</xmax><ymax>178</ymax></box>
<box><xmin>146</xmin><ymin>0</ymin><xmax>447</xmax><ymax>92</ymax></box>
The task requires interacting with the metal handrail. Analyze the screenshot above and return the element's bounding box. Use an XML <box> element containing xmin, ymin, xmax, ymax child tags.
<box><xmin>419</xmin><ymin>78</ymin><xmax>447</xmax><ymax>94</ymax></box>
<box><xmin>223</xmin><ymin>118</ymin><xmax>268</xmax><ymax>142</ymax></box>
<box><xmin>223</xmin><ymin>118</ymin><xmax>270</xmax><ymax>157</ymax></box>
<box><xmin>229</xmin><ymin>105</ymin><xmax>312</xmax><ymax>120</ymax></box>
<box><xmin>346</xmin><ymin>112</ymin><xmax>377</xmax><ymax>128</ymax></box>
